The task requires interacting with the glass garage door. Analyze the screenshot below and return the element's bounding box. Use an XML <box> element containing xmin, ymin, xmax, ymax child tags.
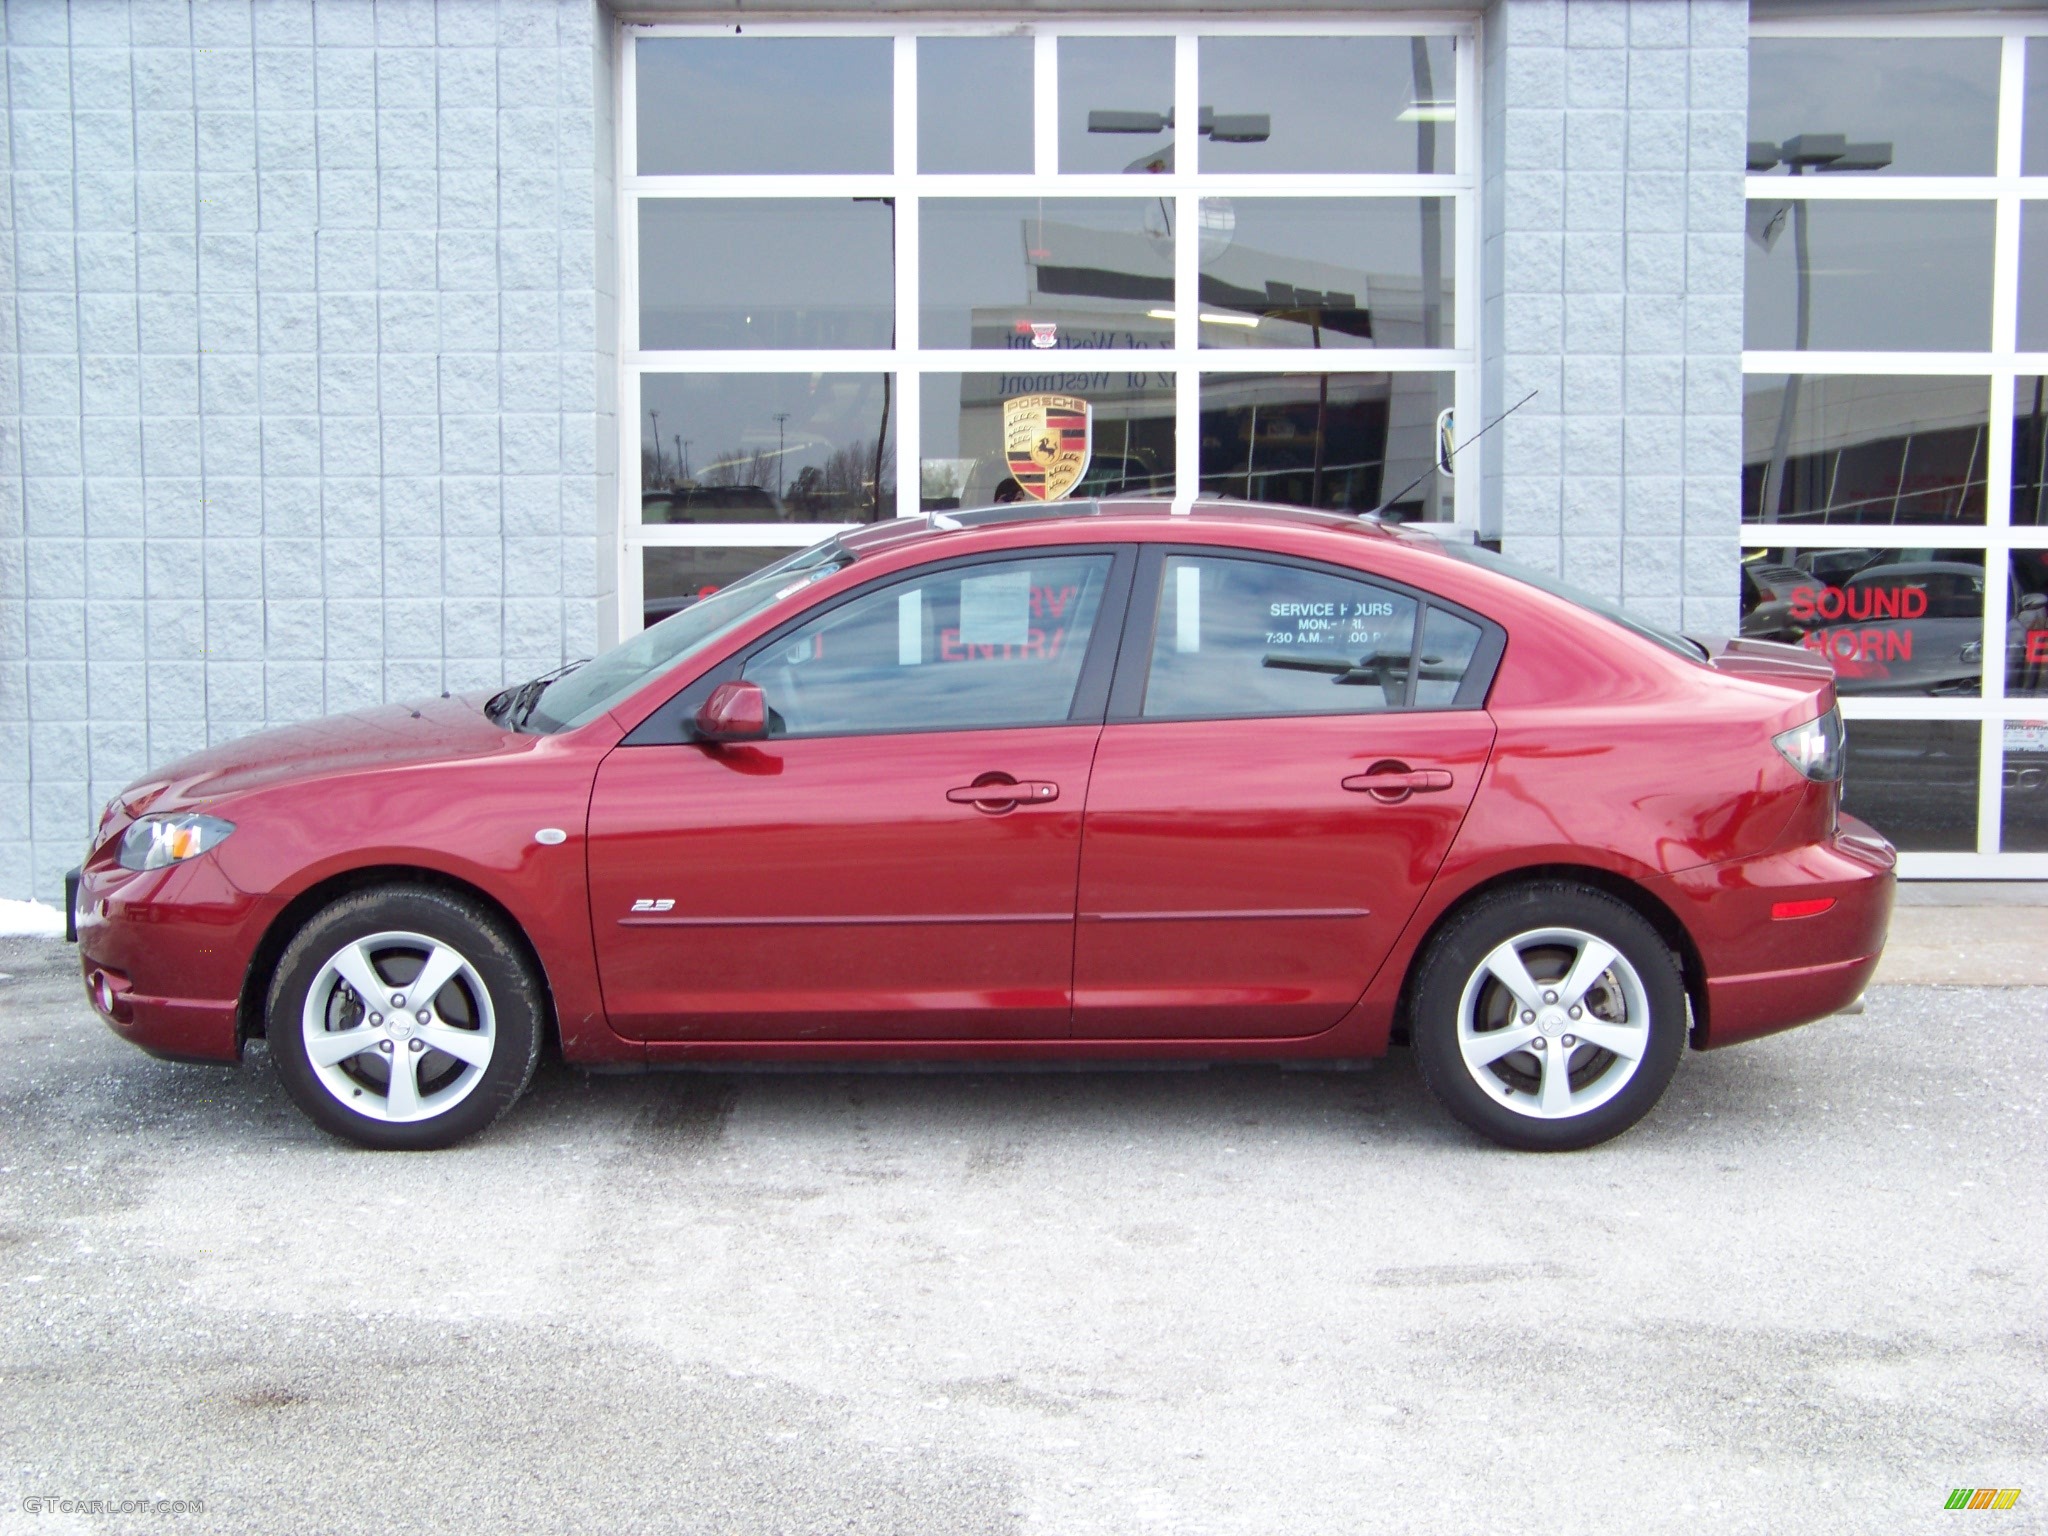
<box><xmin>1742</xmin><ymin>19</ymin><xmax>2048</xmax><ymax>875</ymax></box>
<box><xmin>617</xmin><ymin>20</ymin><xmax>1477</xmax><ymax>627</ymax></box>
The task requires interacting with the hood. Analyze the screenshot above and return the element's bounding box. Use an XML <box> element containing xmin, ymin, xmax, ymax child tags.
<box><xmin>116</xmin><ymin>695</ymin><xmax>528</xmax><ymax>815</ymax></box>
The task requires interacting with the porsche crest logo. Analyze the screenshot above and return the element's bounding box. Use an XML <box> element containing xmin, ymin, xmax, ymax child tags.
<box><xmin>1002</xmin><ymin>394</ymin><xmax>1092</xmax><ymax>503</ymax></box>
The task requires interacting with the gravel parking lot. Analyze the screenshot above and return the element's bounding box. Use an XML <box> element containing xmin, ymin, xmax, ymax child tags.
<box><xmin>2</xmin><ymin>933</ymin><xmax>2042</xmax><ymax>1536</ymax></box>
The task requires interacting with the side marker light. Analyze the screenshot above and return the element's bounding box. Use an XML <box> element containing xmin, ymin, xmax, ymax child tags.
<box><xmin>1771</xmin><ymin>898</ymin><xmax>1835</xmax><ymax>920</ymax></box>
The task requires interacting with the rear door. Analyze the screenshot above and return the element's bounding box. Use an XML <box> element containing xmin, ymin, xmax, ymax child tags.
<box><xmin>1073</xmin><ymin>547</ymin><xmax>1501</xmax><ymax>1039</ymax></box>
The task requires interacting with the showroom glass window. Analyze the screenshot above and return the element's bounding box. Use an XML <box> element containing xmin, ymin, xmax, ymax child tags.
<box><xmin>619</xmin><ymin>21</ymin><xmax>1476</xmax><ymax>631</ymax></box>
<box><xmin>1743</xmin><ymin>20</ymin><xmax>2048</xmax><ymax>873</ymax></box>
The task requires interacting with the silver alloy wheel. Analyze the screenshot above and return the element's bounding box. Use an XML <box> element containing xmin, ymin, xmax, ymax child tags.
<box><xmin>299</xmin><ymin>929</ymin><xmax>497</xmax><ymax>1124</ymax></box>
<box><xmin>1454</xmin><ymin>926</ymin><xmax>1651</xmax><ymax>1121</ymax></box>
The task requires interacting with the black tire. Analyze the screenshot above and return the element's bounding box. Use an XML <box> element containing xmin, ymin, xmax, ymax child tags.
<box><xmin>266</xmin><ymin>885</ymin><xmax>545</xmax><ymax>1151</ymax></box>
<box><xmin>1411</xmin><ymin>882</ymin><xmax>1686</xmax><ymax>1151</ymax></box>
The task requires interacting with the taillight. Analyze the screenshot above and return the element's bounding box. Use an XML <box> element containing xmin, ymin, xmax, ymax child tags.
<box><xmin>1773</xmin><ymin>708</ymin><xmax>1845</xmax><ymax>783</ymax></box>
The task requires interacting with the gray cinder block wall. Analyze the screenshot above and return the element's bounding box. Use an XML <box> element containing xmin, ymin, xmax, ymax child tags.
<box><xmin>2</xmin><ymin>0</ymin><xmax>617</xmax><ymax>899</ymax></box>
<box><xmin>3</xmin><ymin>0</ymin><xmax>1749</xmax><ymax>901</ymax></box>
<box><xmin>1481</xmin><ymin>0</ymin><xmax>1745</xmax><ymax>638</ymax></box>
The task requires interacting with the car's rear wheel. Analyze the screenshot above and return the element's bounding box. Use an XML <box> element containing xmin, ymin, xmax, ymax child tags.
<box><xmin>266</xmin><ymin>886</ymin><xmax>543</xmax><ymax>1150</ymax></box>
<box><xmin>1412</xmin><ymin>883</ymin><xmax>1686</xmax><ymax>1151</ymax></box>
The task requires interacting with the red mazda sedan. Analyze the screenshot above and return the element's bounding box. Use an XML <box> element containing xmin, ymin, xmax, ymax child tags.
<box><xmin>71</xmin><ymin>502</ymin><xmax>1893</xmax><ymax>1152</ymax></box>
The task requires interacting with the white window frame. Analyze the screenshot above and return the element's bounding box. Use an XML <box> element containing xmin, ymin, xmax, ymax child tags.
<box><xmin>613</xmin><ymin>15</ymin><xmax>1481</xmax><ymax>641</ymax></box>
<box><xmin>1745</xmin><ymin>14</ymin><xmax>2048</xmax><ymax>877</ymax></box>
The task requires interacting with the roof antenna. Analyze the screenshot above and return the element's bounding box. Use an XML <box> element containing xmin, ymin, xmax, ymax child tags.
<box><xmin>1366</xmin><ymin>389</ymin><xmax>1539</xmax><ymax>520</ymax></box>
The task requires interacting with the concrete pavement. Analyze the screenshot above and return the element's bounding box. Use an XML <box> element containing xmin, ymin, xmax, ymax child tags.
<box><xmin>0</xmin><ymin>927</ymin><xmax>2042</xmax><ymax>1536</ymax></box>
<box><xmin>1876</xmin><ymin>885</ymin><xmax>2048</xmax><ymax>985</ymax></box>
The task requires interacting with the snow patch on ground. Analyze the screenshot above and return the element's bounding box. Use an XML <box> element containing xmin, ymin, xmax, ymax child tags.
<box><xmin>0</xmin><ymin>898</ymin><xmax>67</xmax><ymax>938</ymax></box>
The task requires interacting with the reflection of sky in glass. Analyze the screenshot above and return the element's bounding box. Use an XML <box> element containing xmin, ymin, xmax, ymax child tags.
<box><xmin>639</xmin><ymin>374</ymin><xmax>892</xmax><ymax>495</ymax></box>
<box><xmin>1200</xmin><ymin>199</ymin><xmax>1453</xmax><ymax>348</ymax></box>
<box><xmin>639</xmin><ymin>201</ymin><xmax>894</xmax><ymax>351</ymax></box>
<box><xmin>919</xmin><ymin>38</ymin><xmax>1034</xmax><ymax>174</ymax></box>
<box><xmin>2022</xmin><ymin>205</ymin><xmax>2048</xmax><ymax>351</ymax></box>
<box><xmin>637</xmin><ymin>38</ymin><xmax>892</xmax><ymax>174</ymax></box>
<box><xmin>2028</xmin><ymin>41</ymin><xmax>2048</xmax><ymax>176</ymax></box>
<box><xmin>1059</xmin><ymin>38</ymin><xmax>1173</xmax><ymax>173</ymax></box>
<box><xmin>921</xmin><ymin>199</ymin><xmax>1173</xmax><ymax>349</ymax></box>
<box><xmin>1748</xmin><ymin>39</ymin><xmax>1998</xmax><ymax>177</ymax></box>
<box><xmin>1744</xmin><ymin>201</ymin><xmax>1993</xmax><ymax>351</ymax></box>
<box><xmin>1199</xmin><ymin>37</ymin><xmax>1454</xmax><ymax>174</ymax></box>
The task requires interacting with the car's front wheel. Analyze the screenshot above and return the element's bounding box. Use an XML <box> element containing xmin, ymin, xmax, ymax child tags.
<box><xmin>1411</xmin><ymin>883</ymin><xmax>1686</xmax><ymax>1151</ymax></box>
<box><xmin>266</xmin><ymin>886</ymin><xmax>544</xmax><ymax>1150</ymax></box>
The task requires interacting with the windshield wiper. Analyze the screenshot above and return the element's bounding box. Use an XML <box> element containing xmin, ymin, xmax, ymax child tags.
<box><xmin>494</xmin><ymin>659</ymin><xmax>588</xmax><ymax>733</ymax></box>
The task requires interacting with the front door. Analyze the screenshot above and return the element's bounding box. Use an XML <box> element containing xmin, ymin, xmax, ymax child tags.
<box><xmin>589</xmin><ymin>549</ymin><xmax>1127</xmax><ymax>1041</ymax></box>
<box><xmin>1075</xmin><ymin>550</ymin><xmax>1499</xmax><ymax>1038</ymax></box>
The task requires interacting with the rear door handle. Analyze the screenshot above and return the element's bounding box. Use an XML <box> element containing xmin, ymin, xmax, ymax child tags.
<box><xmin>1342</xmin><ymin>763</ymin><xmax>1454</xmax><ymax>801</ymax></box>
<box><xmin>947</xmin><ymin>779</ymin><xmax>1059</xmax><ymax>810</ymax></box>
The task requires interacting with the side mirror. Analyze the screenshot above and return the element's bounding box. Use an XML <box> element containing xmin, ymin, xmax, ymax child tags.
<box><xmin>694</xmin><ymin>680</ymin><xmax>769</xmax><ymax>743</ymax></box>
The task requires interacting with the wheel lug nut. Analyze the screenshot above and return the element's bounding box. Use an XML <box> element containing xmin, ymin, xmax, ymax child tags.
<box><xmin>378</xmin><ymin>1040</ymin><xmax>394</xmax><ymax>1053</ymax></box>
<box><xmin>1532</xmin><ymin>1036</ymin><xmax>1547</xmax><ymax>1051</ymax></box>
<box><xmin>1562</xmin><ymin>1034</ymin><xmax>1576</xmax><ymax>1048</ymax></box>
<box><xmin>1543</xmin><ymin>991</ymin><xmax>1558</xmax><ymax>1004</ymax></box>
<box><xmin>1569</xmin><ymin>1006</ymin><xmax>1582</xmax><ymax>1019</ymax></box>
<box><xmin>391</xmin><ymin>994</ymin><xmax>405</xmax><ymax>1008</ymax></box>
<box><xmin>369</xmin><ymin>1013</ymin><xmax>382</xmax><ymax>1026</ymax></box>
<box><xmin>1521</xmin><ymin>1011</ymin><xmax>1535</xmax><ymax>1024</ymax></box>
<box><xmin>409</xmin><ymin>1038</ymin><xmax>424</xmax><ymax>1052</ymax></box>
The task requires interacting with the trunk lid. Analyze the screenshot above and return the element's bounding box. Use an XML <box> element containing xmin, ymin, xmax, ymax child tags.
<box><xmin>1699</xmin><ymin>635</ymin><xmax>1838</xmax><ymax>709</ymax></box>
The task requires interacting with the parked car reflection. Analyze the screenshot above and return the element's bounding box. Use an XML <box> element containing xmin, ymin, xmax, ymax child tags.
<box><xmin>643</xmin><ymin>486</ymin><xmax>782</xmax><ymax>524</ymax></box>
<box><xmin>1742</xmin><ymin>550</ymin><xmax>1988</xmax><ymax>696</ymax></box>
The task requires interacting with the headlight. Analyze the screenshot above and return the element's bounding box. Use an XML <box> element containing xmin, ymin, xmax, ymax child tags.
<box><xmin>116</xmin><ymin>813</ymin><xmax>236</xmax><ymax>871</ymax></box>
<box><xmin>1773</xmin><ymin>708</ymin><xmax>1846</xmax><ymax>783</ymax></box>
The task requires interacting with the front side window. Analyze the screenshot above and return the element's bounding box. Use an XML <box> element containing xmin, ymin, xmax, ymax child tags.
<box><xmin>1141</xmin><ymin>554</ymin><xmax>1479</xmax><ymax>719</ymax></box>
<box><xmin>742</xmin><ymin>555</ymin><xmax>1113</xmax><ymax>736</ymax></box>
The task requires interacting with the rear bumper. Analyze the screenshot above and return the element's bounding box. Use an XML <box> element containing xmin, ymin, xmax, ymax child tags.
<box><xmin>74</xmin><ymin>855</ymin><xmax>264</xmax><ymax>1065</ymax></box>
<box><xmin>1654</xmin><ymin>816</ymin><xmax>1896</xmax><ymax>1051</ymax></box>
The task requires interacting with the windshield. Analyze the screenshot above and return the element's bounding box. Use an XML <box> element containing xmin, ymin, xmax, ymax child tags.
<box><xmin>1422</xmin><ymin>537</ymin><xmax>1708</xmax><ymax>663</ymax></box>
<box><xmin>522</xmin><ymin>541</ymin><xmax>853</xmax><ymax>732</ymax></box>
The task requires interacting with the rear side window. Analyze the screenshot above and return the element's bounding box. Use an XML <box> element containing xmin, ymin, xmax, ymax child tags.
<box><xmin>742</xmin><ymin>554</ymin><xmax>1112</xmax><ymax>736</ymax></box>
<box><xmin>1416</xmin><ymin>605</ymin><xmax>1484</xmax><ymax>708</ymax></box>
<box><xmin>1140</xmin><ymin>554</ymin><xmax>1483</xmax><ymax>719</ymax></box>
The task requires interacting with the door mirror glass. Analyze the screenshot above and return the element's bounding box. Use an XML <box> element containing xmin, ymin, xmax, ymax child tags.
<box><xmin>696</xmin><ymin>680</ymin><xmax>771</xmax><ymax>742</ymax></box>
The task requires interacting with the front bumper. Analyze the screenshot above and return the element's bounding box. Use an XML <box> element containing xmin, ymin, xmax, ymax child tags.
<box><xmin>73</xmin><ymin>854</ymin><xmax>264</xmax><ymax>1065</ymax></box>
<box><xmin>1654</xmin><ymin>816</ymin><xmax>1896</xmax><ymax>1050</ymax></box>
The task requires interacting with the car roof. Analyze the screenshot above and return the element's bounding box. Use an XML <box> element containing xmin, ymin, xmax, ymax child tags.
<box><xmin>834</xmin><ymin>497</ymin><xmax>1440</xmax><ymax>560</ymax></box>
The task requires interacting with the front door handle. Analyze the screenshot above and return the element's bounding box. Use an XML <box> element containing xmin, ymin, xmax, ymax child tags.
<box><xmin>947</xmin><ymin>778</ymin><xmax>1059</xmax><ymax>812</ymax></box>
<box><xmin>1342</xmin><ymin>762</ymin><xmax>1454</xmax><ymax>802</ymax></box>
